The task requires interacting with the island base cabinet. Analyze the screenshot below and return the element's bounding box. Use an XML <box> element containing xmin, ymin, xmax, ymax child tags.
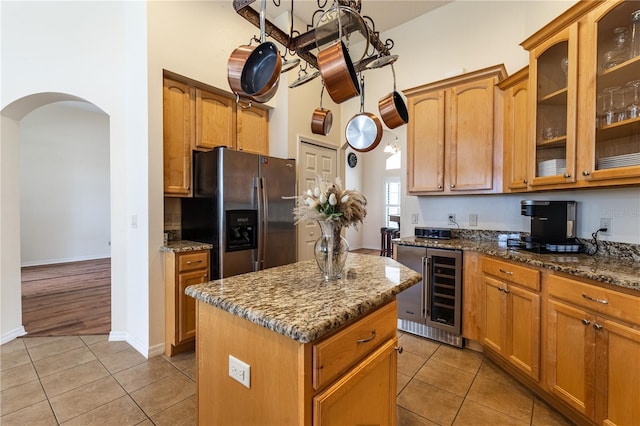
<box><xmin>313</xmin><ymin>337</ymin><xmax>397</xmax><ymax>426</ymax></box>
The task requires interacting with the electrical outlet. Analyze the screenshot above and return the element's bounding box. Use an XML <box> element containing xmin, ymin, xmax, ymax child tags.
<box><xmin>469</xmin><ymin>213</ymin><xmax>478</xmax><ymax>226</ymax></box>
<box><xmin>447</xmin><ymin>214</ymin><xmax>456</xmax><ymax>225</ymax></box>
<box><xmin>411</xmin><ymin>213</ymin><xmax>418</xmax><ymax>224</ymax></box>
<box><xmin>600</xmin><ymin>218</ymin><xmax>612</xmax><ymax>236</ymax></box>
<box><xmin>229</xmin><ymin>355</ymin><xmax>250</xmax><ymax>388</ymax></box>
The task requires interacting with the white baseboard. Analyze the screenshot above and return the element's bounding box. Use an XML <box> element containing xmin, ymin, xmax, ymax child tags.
<box><xmin>1</xmin><ymin>326</ymin><xmax>27</xmax><ymax>345</ymax></box>
<box><xmin>21</xmin><ymin>254</ymin><xmax>111</xmax><ymax>268</ymax></box>
<box><xmin>109</xmin><ymin>331</ymin><xmax>164</xmax><ymax>359</ymax></box>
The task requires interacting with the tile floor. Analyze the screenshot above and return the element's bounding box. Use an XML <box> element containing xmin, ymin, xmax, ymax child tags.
<box><xmin>1</xmin><ymin>332</ymin><xmax>573</xmax><ymax>425</ymax></box>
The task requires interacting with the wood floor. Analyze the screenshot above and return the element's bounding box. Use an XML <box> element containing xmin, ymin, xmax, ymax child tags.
<box><xmin>21</xmin><ymin>258</ymin><xmax>111</xmax><ymax>336</ymax></box>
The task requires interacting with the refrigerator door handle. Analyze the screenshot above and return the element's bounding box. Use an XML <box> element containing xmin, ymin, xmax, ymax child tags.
<box><xmin>256</xmin><ymin>176</ymin><xmax>267</xmax><ymax>271</ymax></box>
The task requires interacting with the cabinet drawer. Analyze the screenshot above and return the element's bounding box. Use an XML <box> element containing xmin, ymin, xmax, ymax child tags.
<box><xmin>482</xmin><ymin>257</ymin><xmax>540</xmax><ymax>291</ymax></box>
<box><xmin>547</xmin><ymin>274</ymin><xmax>640</xmax><ymax>325</ymax></box>
<box><xmin>313</xmin><ymin>300</ymin><xmax>397</xmax><ymax>391</ymax></box>
<box><xmin>178</xmin><ymin>251</ymin><xmax>209</xmax><ymax>272</ymax></box>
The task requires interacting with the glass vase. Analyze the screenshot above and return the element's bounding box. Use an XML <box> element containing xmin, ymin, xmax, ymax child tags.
<box><xmin>314</xmin><ymin>221</ymin><xmax>349</xmax><ymax>281</ymax></box>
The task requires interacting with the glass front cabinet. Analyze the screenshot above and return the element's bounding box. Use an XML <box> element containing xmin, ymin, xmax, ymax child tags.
<box><xmin>522</xmin><ymin>0</ymin><xmax>640</xmax><ymax>190</ymax></box>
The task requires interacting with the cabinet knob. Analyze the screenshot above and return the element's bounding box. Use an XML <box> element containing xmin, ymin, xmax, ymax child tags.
<box><xmin>593</xmin><ymin>323</ymin><xmax>603</xmax><ymax>331</ymax></box>
<box><xmin>450</xmin><ymin>184</ymin><xmax>456</xmax><ymax>189</ymax></box>
<box><xmin>523</xmin><ymin>179</ymin><xmax>528</xmax><ymax>184</ymax></box>
<box><xmin>437</xmin><ymin>185</ymin><xmax>442</xmax><ymax>189</ymax></box>
<box><xmin>582</xmin><ymin>170</ymin><xmax>591</xmax><ymax>176</ymax></box>
<box><xmin>581</xmin><ymin>319</ymin><xmax>591</xmax><ymax>326</ymax></box>
<box><xmin>395</xmin><ymin>346</ymin><xmax>404</xmax><ymax>354</ymax></box>
<box><xmin>563</xmin><ymin>173</ymin><xmax>571</xmax><ymax>178</ymax></box>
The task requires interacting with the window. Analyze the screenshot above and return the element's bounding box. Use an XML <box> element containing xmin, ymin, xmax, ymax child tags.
<box><xmin>384</xmin><ymin>150</ymin><xmax>401</xmax><ymax>229</ymax></box>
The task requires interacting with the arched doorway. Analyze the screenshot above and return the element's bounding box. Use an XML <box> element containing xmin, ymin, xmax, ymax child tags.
<box><xmin>1</xmin><ymin>92</ymin><xmax>112</xmax><ymax>340</ymax></box>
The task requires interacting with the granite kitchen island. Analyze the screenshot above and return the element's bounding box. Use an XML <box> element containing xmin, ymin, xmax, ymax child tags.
<box><xmin>186</xmin><ymin>253</ymin><xmax>421</xmax><ymax>425</ymax></box>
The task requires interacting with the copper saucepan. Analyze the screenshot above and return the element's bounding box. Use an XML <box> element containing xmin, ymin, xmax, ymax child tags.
<box><xmin>311</xmin><ymin>83</ymin><xmax>333</xmax><ymax>136</ymax></box>
<box><xmin>346</xmin><ymin>76</ymin><xmax>383</xmax><ymax>152</ymax></box>
<box><xmin>378</xmin><ymin>64</ymin><xmax>408</xmax><ymax>129</ymax></box>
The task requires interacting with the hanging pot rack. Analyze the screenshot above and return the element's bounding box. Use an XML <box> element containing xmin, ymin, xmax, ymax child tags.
<box><xmin>232</xmin><ymin>0</ymin><xmax>394</xmax><ymax>73</ymax></box>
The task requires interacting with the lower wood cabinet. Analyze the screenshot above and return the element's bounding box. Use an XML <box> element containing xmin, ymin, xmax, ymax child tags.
<box><xmin>481</xmin><ymin>257</ymin><xmax>541</xmax><ymax>381</ymax></box>
<box><xmin>196</xmin><ymin>299</ymin><xmax>398</xmax><ymax>425</ymax></box>
<box><xmin>545</xmin><ymin>273</ymin><xmax>640</xmax><ymax>426</ymax></box>
<box><xmin>164</xmin><ymin>249</ymin><xmax>209</xmax><ymax>356</ymax></box>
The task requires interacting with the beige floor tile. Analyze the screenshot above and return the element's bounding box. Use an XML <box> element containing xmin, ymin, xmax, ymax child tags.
<box><xmin>130</xmin><ymin>373</ymin><xmax>195</xmax><ymax>417</ymax></box>
<box><xmin>150</xmin><ymin>394</ymin><xmax>196</xmax><ymax>426</ymax></box>
<box><xmin>0</xmin><ymin>380</ymin><xmax>47</xmax><ymax>416</ymax></box>
<box><xmin>453</xmin><ymin>399</ymin><xmax>530</xmax><ymax>426</ymax></box>
<box><xmin>0</xmin><ymin>338</ymin><xmax>26</xmax><ymax>355</ymax></box>
<box><xmin>26</xmin><ymin>336</ymin><xmax>84</xmax><ymax>361</ymax></box>
<box><xmin>414</xmin><ymin>358</ymin><xmax>476</xmax><ymax>397</ymax></box>
<box><xmin>135</xmin><ymin>419</ymin><xmax>154</xmax><ymax>426</ymax></box>
<box><xmin>1</xmin><ymin>362</ymin><xmax>38</xmax><ymax>391</ymax></box>
<box><xmin>114</xmin><ymin>357</ymin><xmax>180</xmax><ymax>393</ymax></box>
<box><xmin>0</xmin><ymin>399</ymin><xmax>58</xmax><ymax>426</ymax></box>
<box><xmin>99</xmin><ymin>347</ymin><xmax>147</xmax><ymax>374</ymax></box>
<box><xmin>397</xmin><ymin>372</ymin><xmax>412</xmax><ymax>395</ymax></box>
<box><xmin>49</xmin><ymin>375</ymin><xmax>126</xmax><ymax>423</ymax></box>
<box><xmin>41</xmin><ymin>360</ymin><xmax>110</xmax><ymax>398</ymax></box>
<box><xmin>0</xmin><ymin>346</ymin><xmax>32</xmax><ymax>372</ymax></box>
<box><xmin>397</xmin><ymin>378</ymin><xmax>464</xmax><ymax>425</ymax></box>
<box><xmin>61</xmin><ymin>395</ymin><xmax>147</xmax><ymax>426</ymax></box>
<box><xmin>182</xmin><ymin>364</ymin><xmax>196</xmax><ymax>381</ymax></box>
<box><xmin>79</xmin><ymin>335</ymin><xmax>109</xmax><ymax>346</ymax></box>
<box><xmin>34</xmin><ymin>346</ymin><xmax>97</xmax><ymax>378</ymax></box>
<box><xmin>532</xmin><ymin>397</ymin><xmax>573</xmax><ymax>426</ymax></box>
<box><xmin>163</xmin><ymin>350</ymin><xmax>195</xmax><ymax>372</ymax></box>
<box><xmin>430</xmin><ymin>345</ymin><xmax>483</xmax><ymax>374</ymax></box>
<box><xmin>397</xmin><ymin>406</ymin><xmax>439</xmax><ymax>426</ymax></box>
<box><xmin>89</xmin><ymin>340</ymin><xmax>132</xmax><ymax>359</ymax></box>
<box><xmin>21</xmin><ymin>336</ymin><xmax>69</xmax><ymax>348</ymax></box>
<box><xmin>398</xmin><ymin>334</ymin><xmax>440</xmax><ymax>358</ymax></box>
<box><xmin>477</xmin><ymin>359</ymin><xmax>528</xmax><ymax>390</ymax></box>
<box><xmin>465</xmin><ymin>374</ymin><xmax>533</xmax><ymax>422</ymax></box>
<box><xmin>397</xmin><ymin>350</ymin><xmax>427</xmax><ymax>377</ymax></box>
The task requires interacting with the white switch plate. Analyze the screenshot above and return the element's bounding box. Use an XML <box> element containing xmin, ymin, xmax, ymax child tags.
<box><xmin>229</xmin><ymin>355</ymin><xmax>250</xmax><ymax>388</ymax></box>
<box><xmin>600</xmin><ymin>218</ymin><xmax>612</xmax><ymax>236</ymax></box>
<box><xmin>469</xmin><ymin>214</ymin><xmax>478</xmax><ymax>226</ymax></box>
<box><xmin>411</xmin><ymin>213</ymin><xmax>418</xmax><ymax>224</ymax></box>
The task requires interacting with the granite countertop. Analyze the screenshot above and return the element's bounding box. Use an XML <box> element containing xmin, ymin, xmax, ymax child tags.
<box><xmin>160</xmin><ymin>240</ymin><xmax>213</xmax><ymax>253</ymax></box>
<box><xmin>185</xmin><ymin>253</ymin><xmax>421</xmax><ymax>344</ymax></box>
<box><xmin>395</xmin><ymin>237</ymin><xmax>639</xmax><ymax>292</ymax></box>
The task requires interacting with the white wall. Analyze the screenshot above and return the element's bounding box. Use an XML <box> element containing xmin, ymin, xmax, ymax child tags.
<box><xmin>349</xmin><ymin>1</ymin><xmax>640</xmax><ymax>248</ymax></box>
<box><xmin>20</xmin><ymin>102</ymin><xmax>110</xmax><ymax>266</ymax></box>
<box><xmin>1</xmin><ymin>1</ymin><xmax>151</xmax><ymax>353</ymax></box>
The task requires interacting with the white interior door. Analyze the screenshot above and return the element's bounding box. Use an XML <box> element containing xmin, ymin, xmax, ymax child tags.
<box><xmin>297</xmin><ymin>141</ymin><xmax>338</xmax><ymax>261</ymax></box>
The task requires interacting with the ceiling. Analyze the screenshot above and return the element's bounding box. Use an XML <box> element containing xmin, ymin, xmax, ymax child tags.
<box><xmin>257</xmin><ymin>0</ymin><xmax>452</xmax><ymax>34</ymax></box>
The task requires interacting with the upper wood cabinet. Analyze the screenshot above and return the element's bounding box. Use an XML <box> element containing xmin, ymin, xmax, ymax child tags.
<box><xmin>520</xmin><ymin>0</ymin><xmax>640</xmax><ymax>190</ymax></box>
<box><xmin>498</xmin><ymin>67</ymin><xmax>530</xmax><ymax>192</ymax></box>
<box><xmin>163</xmin><ymin>72</ymin><xmax>270</xmax><ymax>197</ymax></box>
<box><xmin>405</xmin><ymin>64</ymin><xmax>507</xmax><ymax>195</ymax></box>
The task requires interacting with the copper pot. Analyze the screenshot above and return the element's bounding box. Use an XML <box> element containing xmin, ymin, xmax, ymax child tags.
<box><xmin>378</xmin><ymin>64</ymin><xmax>408</xmax><ymax>129</ymax></box>
<box><xmin>311</xmin><ymin>84</ymin><xmax>333</xmax><ymax>135</ymax></box>
<box><xmin>317</xmin><ymin>41</ymin><xmax>359</xmax><ymax>104</ymax></box>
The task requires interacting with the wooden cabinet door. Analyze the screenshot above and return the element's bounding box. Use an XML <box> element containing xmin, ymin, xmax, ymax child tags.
<box><xmin>596</xmin><ymin>318</ymin><xmax>640</xmax><ymax>426</ymax></box>
<box><xmin>163</xmin><ymin>78</ymin><xmax>194</xmax><ymax>197</ymax></box>
<box><xmin>195</xmin><ymin>88</ymin><xmax>236</xmax><ymax>150</ymax></box>
<box><xmin>483</xmin><ymin>275</ymin><xmax>507</xmax><ymax>354</ymax></box>
<box><xmin>177</xmin><ymin>268</ymin><xmax>208</xmax><ymax>343</ymax></box>
<box><xmin>313</xmin><ymin>338</ymin><xmax>397</xmax><ymax>426</ymax></box>
<box><xmin>407</xmin><ymin>89</ymin><xmax>445</xmax><ymax>193</ymax></box>
<box><xmin>506</xmin><ymin>285</ymin><xmax>540</xmax><ymax>380</ymax></box>
<box><xmin>237</xmin><ymin>106</ymin><xmax>268</xmax><ymax>155</ymax></box>
<box><xmin>446</xmin><ymin>76</ymin><xmax>496</xmax><ymax>191</ymax></box>
<box><xmin>546</xmin><ymin>299</ymin><xmax>596</xmax><ymax>419</ymax></box>
<box><xmin>500</xmin><ymin>68</ymin><xmax>530</xmax><ymax>191</ymax></box>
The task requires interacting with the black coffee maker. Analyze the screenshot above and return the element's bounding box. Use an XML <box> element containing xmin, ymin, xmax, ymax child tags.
<box><xmin>519</xmin><ymin>200</ymin><xmax>578</xmax><ymax>252</ymax></box>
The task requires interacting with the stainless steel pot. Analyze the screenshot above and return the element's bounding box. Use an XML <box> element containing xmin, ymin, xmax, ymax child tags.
<box><xmin>346</xmin><ymin>77</ymin><xmax>382</xmax><ymax>152</ymax></box>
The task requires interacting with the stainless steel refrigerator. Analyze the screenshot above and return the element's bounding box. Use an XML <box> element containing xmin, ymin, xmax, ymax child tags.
<box><xmin>181</xmin><ymin>147</ymin><xmax>297</xmax><ymax>279</ymax></box>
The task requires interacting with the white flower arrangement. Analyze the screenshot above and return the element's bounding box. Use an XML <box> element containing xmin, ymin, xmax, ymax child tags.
<box><xmin>293</xmin><ymin>175</ymin><xmax>367</xmax><ymax>229</ymax></box>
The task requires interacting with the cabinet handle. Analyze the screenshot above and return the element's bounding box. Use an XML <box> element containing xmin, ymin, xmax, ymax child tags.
<box><xmin>310</xmin><ymin>232</ymin><xmax>314</xmax><ymax>236</ymax></box>
<box><xmin>563</xmin><ymin>173</ymin><xmax>571</xmax><ymax>178</ymax></box>
<box><xmin>200</xmin><ymin>273</ymin><xmax>208</xmax><ymax>284</ymax></box>
<box><xmin>593</xmin><ymin>323</ymin><xmax>603</xmax><ymax>331</ymax></box>
<box><xmin>437</xmin><ymin>185</ymin><xmax>442</xmax><ymax>189</ymax></box>
<box><xmin>523</xmin><ymin>179</ymin><xmax>528</xmax><ymax>184</ymax></box>
<box><xmin>395</xmin><ymin>346</ymin><xmax>404</xmax><ymax>354</ymax></box>
<box><xmin>356</xmin><ymin>329</ymin><xmax>376</xmax><ymax>344</ymax></box>
<box><xmin>581</xmin><ymin>319</ymin><xmax>591</xmax><ymax>326</ymax></box>
<box><xmin>582</xmin><ymin>293</ymin><xmax>608</xmax><ymax>305</ymax></box>
<box><xmin>582</xmin><ymin>170</ymin><xmax>591</xmax><ymax>176</ymax></box>
<box><xmin>450</xmin><ymin>184</ymin><xmax>456</xmax><ymax>189</ymax></box>
<box><xmin>186</xmin><ymin>260</ymin><xmax>203</xmax><ymax>265</ymax></box>
<box><xmin>502</xmin><ymin>287</ymin><xmax>510</xmax><ymax>294</ymax></box>
<box><xmin>498</xmin><ymin>268</ymin><xmax>513</xmax><ymax>275</ymax></box>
